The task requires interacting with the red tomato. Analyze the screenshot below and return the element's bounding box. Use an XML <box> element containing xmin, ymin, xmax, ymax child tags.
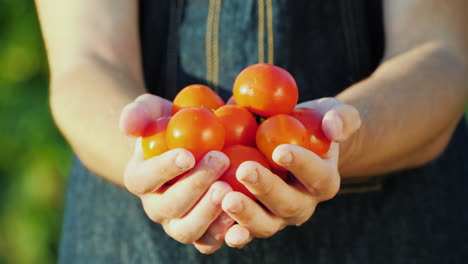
<box><xmin>172</xmin><ymin>84</ymin><xmax>224</xmax><ymax>114</ymax></box>
<box><xmin>256</xmin><ymin>115</ymin><xmax>309</xmax><ymax>171</ymax></box>
<box><xmin>233</xmin><ymin>63</ymin><xmax>298</xmax><ymax>117</ymax></box>
<box><xmin>220</xmin><ymin>145</ymin><xmax>271</xmax><ymax>200</ymax></box>
<box><xmin>290</xmin><ymin>108</ymin><xmax>331</xmax><ymax>157</ymax></box>
<box><xmin>214</xmin><ymin>105</ymin><xmax>258</xmax><ymax>147</ymax></box>
<box><xmin>166</xmin><ymin>107</ymin><xmax>225</xmax><ymax>161</ymax></box>
<box><xmin>141</xmin><ymin>117</ymin><xmax>171</xmax><ymax>159</ymax></box>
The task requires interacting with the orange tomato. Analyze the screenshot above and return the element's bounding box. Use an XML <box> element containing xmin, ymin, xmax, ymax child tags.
<box><xmin>214</xmin><ymin>105</ymin><xmax>258</xmax><ymax>147</ymax></box>
<box><xmin>141</xmin><ymin>117</ymin><xmax>171</xmax><ymax>159</ymax></box>
<box><xmin>290</xmin><ymin>108</ymin><xmax>331</xmax><ymax>157</ymax></box>
<box><xmin>166</xmin><ymin>107</ymin><xmax>225</xmax><ymax>161</ymax></box>
<box><xmin>256</xmin><ymin>115</ymin><xmax>309</xmax><ymax>171</ymax></box>
<box><xmin>220</xmin><ymin>145</ymin><xmax>271</xmax><ymax>200</ymax></box>
<box><xmin>171</xmin><ymin>84</ymin><xmax>224</xmax><ymax>114</ymax></box>
<box><xmin>233</xmin><ymin>63</ymin><xmax>298</xmax><ymax>117</ymax></box>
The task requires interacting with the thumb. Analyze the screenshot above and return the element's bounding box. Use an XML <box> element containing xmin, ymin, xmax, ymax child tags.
<box><xmin>322</xmin><ymin>104</ymin><xmax>361</xmax><ymax>142</ymax></box>
<box><xmin>119</xmin><ymin>94</ymin><xmax>172</xmax><ymax>137</ymax></box>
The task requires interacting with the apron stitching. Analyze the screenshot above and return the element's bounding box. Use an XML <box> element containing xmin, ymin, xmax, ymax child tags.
<box><xmin>213</xmin><ymin>0</ymin><xmax>222</xmax><ymax>91</ymax></box>
<box><xmin>206</xmin><ymin>0</ymin><xmax>215</xmax><ymax>86</ymax></box>
<box><xmin>258</xmin><ymin>0</ymin><xmax>265</xmax><ymax>63</ymax></box>
<box><xmin>266</xmin><ymin>0</ymin><xmax>274</xmax><ymax>64</ymax></box>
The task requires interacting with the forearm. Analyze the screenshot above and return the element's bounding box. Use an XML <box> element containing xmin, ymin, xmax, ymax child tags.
<box><xmin>336</xmin><ymin>42</ymin><xmax>467</xmax><ymax>178</ymax></box>
<box><xmin>51</xmin><ymin>58</ymin><xmax>154</xmax><ymax>186</ymax></box>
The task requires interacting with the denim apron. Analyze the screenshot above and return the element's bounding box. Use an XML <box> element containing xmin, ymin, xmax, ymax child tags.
<box><xmin>59</xmin><ymin>1</ymin><xmax>468</xmax><ymax>263</ymax></box>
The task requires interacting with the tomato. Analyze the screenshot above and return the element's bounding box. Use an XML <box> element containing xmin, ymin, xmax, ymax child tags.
<box><xmin>233</xmin><ymin>63</ymin><xmax>298</xmax><ymax>117</ymax></box>
<box><xmin>290</xmin><ymin>108</ymin><xmax>331</xmax><ymax>157</ymax></box>
<box><xmin>166</xmin><ymin>107</ymin><xmax>225</xmax><ymax>161</ymax></box>
<box><xmin>220</xmin><ymin>145</ymin><xmax>271</xmax><ymax>200</ymax></box>
<box><xmin>256</xmin><ymin>115</ymin><xmax>309</xmax><ymax>171</ymax></box>
<box><xmin>172</xmin><ymin>84</ymin><xmax>224</xmax><ymax>114</ymax></box>
<box><xmin>141</xmin><ymin>117</ymin><xmax>171</xmax><ymax>159</ymax></box>
<box><xmin>214</xmin><ymin>105</ymin><xmax>258</xmax><ymax>147</ymax></box>
<box><xmin>226</xmin><ymin>96</ymin><xmax>236</xmax><ymax>105</ymax></box>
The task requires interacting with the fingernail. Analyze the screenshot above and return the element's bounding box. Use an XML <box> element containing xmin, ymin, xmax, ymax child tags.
<box><xmin>211</xmin><ymin>187</ymin><xmax>225</xmax><ymax>203</ymax></box>
<box><xmin>278</xmin><ymin>151</ymin><xmax>292</xmax><ymax>165</ymax></box>
<box><xmin>176</xmin><ymin>153</ymin><xmax>192</xmax><ymax>169</ymax></box>
<box><xmin>229</xmin><ymin>228</ymin><xmax>249</xmax><ymax>246</ymax></box>
<box><xmin>333</xmin><ymin>114</ymin><xmax>343</xmax><ymax>140</ymax></box>
<box><xmin>225</xmin><ymin>199</ymin><xmax>242</xmax><ymax>213</ymax></box>
<box><xmin>241</xmin><ymin>169</ymin><xmax>257</xmax><ymax>183</ymax></box>
<box><xmin>208</xmin><ymin>154</ymin><xmax>224</xmax><ymax>171</ymax></box>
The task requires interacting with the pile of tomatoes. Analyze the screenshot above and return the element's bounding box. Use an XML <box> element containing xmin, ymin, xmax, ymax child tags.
<box><xmin>141</xmin><ymin>63</ymin><xmax>330</xmax><ymax>199</ymax></box>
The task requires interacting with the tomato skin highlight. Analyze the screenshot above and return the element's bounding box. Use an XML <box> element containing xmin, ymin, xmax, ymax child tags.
<box><xmin>220</xmin><ymin>145</ymin><xmax>271</xmax><ymax>200</ymax></box>
<box><xmin>166</xmin><ymin>107</ymin><xmax>225</xmax><ymax>161</ymax></box>
<box><xmin>214</xmin><ymin>105</ymin><xmax>258</xmax><ymax>147</ymax></box>
<box><xmin>233</xmin><ymin>63</ymin><xmax>298</xmax><ymax>117</ymax></box>
<box><xmin>256</xmin><ymin>115</ymin><xmax>309</xmax><ymax>171</ymax></box>
<box><xmin>290</xmin><ymin>108</ymin><xmax>331</xmax><ymax>157</ymax></box>
<box><xmin>141</xmin><ymin>117</ymin><xmax>171</xmax><ymax>159</ymax></box>
<box><xmin>171</xmin><ymin>84</ymin><xmax>224</xmax><ymax>114</ymax></box>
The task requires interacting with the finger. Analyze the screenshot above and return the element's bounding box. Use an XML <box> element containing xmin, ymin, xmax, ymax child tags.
<box><xmin>141</xmin><ymin>151</ymin><xmax>229</xmax><ymax>219</ymax></box>
<box><xmin>322</xmin><ymin>104</ymin><xmax>361</xmax><ymax>142</ymax></box>
<box><xmin>236</xmin><ymin>161</ymin><xmax>316</xmax><ymax>225</ymax></box>
<box><xmin>124</xmin><ymin>148</ymin><xmax>195</xmax><ymax>195</ymax></box>
<box><xmin>193</xmin><ymin>212</ymin><xmax>235</xmax><ymax>254</ymax></box>
<box><xmin>162</xmin><ymin>181</ymin><xmax>232</xmax><ymax>244</ymax></box>
<box><xmin>222</xmin><ymin>192</ymin><xmax>285</xmax><ymax>238</ymax></box>
<box><xmin>120</xmin><ymin>94</ymin><xmax>172</xmax><ymax>137</ymax></box>
<box><xmin>273</xmin><ymin>144</ymin><xmax>340</xmax><ymax>200</ymax></box>
<box><xmin>225</xmin><ymin>224</ymin><xmax>253</xmax><ymax>248</ymax></box>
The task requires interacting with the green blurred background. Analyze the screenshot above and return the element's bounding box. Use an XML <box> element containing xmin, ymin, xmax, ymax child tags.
<box><xmin>1</xmin><ymin>1</ymin><xmax>72</xmax><ymax>263</ymax></box>
<box><xmin>1</xmin><ymin>1</ymin><xmax>468</xmax><ymax>264</ymax></box>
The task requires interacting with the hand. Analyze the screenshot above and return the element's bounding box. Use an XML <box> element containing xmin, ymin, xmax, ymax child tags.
<box><xmin>120</xmin><ymin>94</ymin><xmax>235</xmax><ymax>254</ymax></box>
<box><xmin>220</xmin><ymin>97</ymin><xmax>361</xmax><ymax>248</ymax></box>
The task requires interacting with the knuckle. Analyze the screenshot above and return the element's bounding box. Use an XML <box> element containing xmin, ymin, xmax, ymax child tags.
<box><xmin>135</xmin><ymin>93</ymin><xmax>153</xmax><ymax>102</ymax></box>
<box><xmin>191</xmin><ymin>177</ymin><xmax>210</xmax><ymax>193</ymax></box>
<box><xmin>124</xmin><ymin>172</ymin><xmax>146</xmax><ymax>195</ymax></box>
<box><xmin>292</xmin><ymin>207</ymin><xmax>315</xmax><ymax>227</ymax></box>
<box><xmin>170</xmin><ymin>228</ymin><xmax>198</xmax><ymax>244</ymax></box>
<box><xmin>197</xmin><ymin>247</ymin><xmax>218</xmax><ymax>255</ymax></box>
<box><xmin>279</xmin><ymin>204</ymin><xmax>303</xmax><ymax>219</ymax></box>
<box><xmin>256</xmin><ymin>227</ymin><xmax>276</xmax><ymax>238</ymax></box>
<box><xmin>158</xmin><ymin>203</ymin><xmax>183</xmax><ymax>219</ymax></box>
<box><xmin>255</xmin><ymin>175</ymin><xmax>274</xmax><ymax>197</ymax></box>
<box><xmin>142</xmin><ymin>203</ymin><xmax>163</xmax><ymax>223</ymax></box>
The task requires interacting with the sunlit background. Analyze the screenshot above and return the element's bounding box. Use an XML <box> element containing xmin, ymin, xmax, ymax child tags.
<box><xmin>1</xmin><ymin>1</ymin><xmax>72</xmax><ymax>263</ymax></box>
<box><xmin>1</xmin><ymin>1</ymin><xmax>468</xmax><ymax>264</ymax></box>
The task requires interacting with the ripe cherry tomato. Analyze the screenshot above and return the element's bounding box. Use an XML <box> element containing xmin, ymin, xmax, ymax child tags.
<box><xmin>214</xmin><ymin>105</ymin><xmax>258</xmax><ymax>147</ymax></box>
<box><xmin>141</xmin><ymin>117</ymin><xmax>171</xmax><ymax>159</ymax></box>
<box><xmin>233</xmin><ymin>63</ymin><xmax>298</xmax><ymax>117</ymax></box>
<box><xmin>166</xmin><ymin>107</ymin><xmax>225</xmax><ymax>161</ymax></box>
<box><xmin>220</xmin><ymin>145</ymin><xmax>271</xmax><ymax>200</ymax></box>
<box><xmin>256</xmin><ymin>115</ymin><xmax>309</xmax><ymax>171</ymax></box>
<box><xmin>171</xmin><ymin>84</ymin><xmax>224</xmax><ymax>114</ymax></box>
<box><xmin>290</xmin><ymin>108</ymin><xmax>331</xmax><ymax>157</ymax></box>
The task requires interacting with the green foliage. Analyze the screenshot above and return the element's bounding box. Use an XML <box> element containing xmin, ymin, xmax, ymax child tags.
<box><xmin>0</xmin><ymin>1</ymin><xmax>72</xmax><ymax>263</ymax></box>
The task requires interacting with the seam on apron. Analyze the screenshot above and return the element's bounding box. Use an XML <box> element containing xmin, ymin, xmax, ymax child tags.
<box><xmin>206</xmin><ymin>0</ymin><xmax>222</xmax><ymax>92</ymax></box>
<box><xmin>266</xmin><ymin>0</ymin><xmax>274</xmax><ymax>64</ymax></box>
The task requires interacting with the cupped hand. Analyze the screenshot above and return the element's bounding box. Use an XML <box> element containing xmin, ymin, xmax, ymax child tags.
<box><xmin>221</xmin><ymin>97</ymin><xmax>361</xmax><ymax>248</ymax></box>
<box><xmin>120</xmin><ymin>94</ymin><xmax>235</xmax><ymax>254</ymax></box>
